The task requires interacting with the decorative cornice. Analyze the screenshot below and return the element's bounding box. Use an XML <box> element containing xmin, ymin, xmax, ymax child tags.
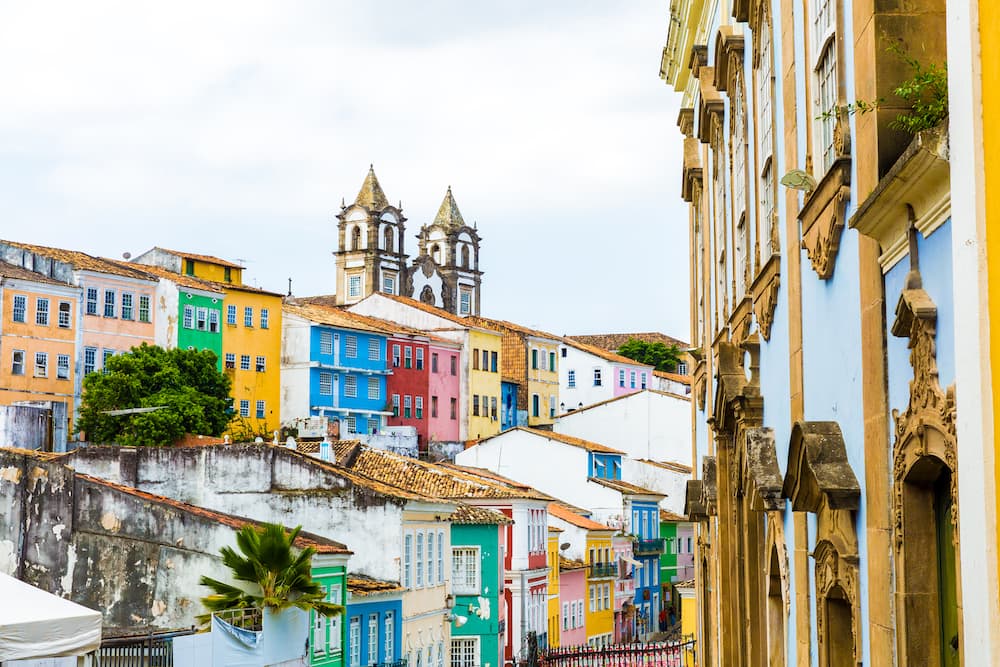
<box><xmin>848</xmin><ymin>124</ymin><xmax>950</xmax><ymax>273</ymax></box>
<box><xmin>681</xmin><ymin>137</ymin><xmax>704</xmax><ymax>203</ymax></box>
<box><xmin>729</xmin><ymin>295</ymin><xmax>753</xmax><ymax>344</ymax></box>
<box><xmin>744</xmin><ymin>427</ymin><xmax>784</xmax><ymax>511</ymax></box>
<box><xmin>800</xmin><ymin>158</ymin><xmax>851</xmax><ymax>280</ymax></box>
<box><xmin>696</xmin><ymin>70</ymin><xmax>724</xmax><ymax>145</ymax></box>
<box><xmin>677</xmin><ymin>107</ymin><xmax>695</xmax><ymax>138</ymax></box>
<box><xmin>750</xmin><ymin>253</ymin><xmax>780</xmax><ymax>341</ymax></box>
<box><xmin>782</xmin><ymin>421</ymin><xmax>861</xmax><ymax>513</ymax></box>
<box><xmin>688</xmin><ymin>44</ymin><xmax>709</xmax><ymax>79</ymax></box>
<box><xmin>712</xmin><ymin>26</ymin><xmax>745</xmax><ymax>93</ymax></box>
<box><xmin>685</xmin><ymin>480</ymin><xmax>709</xmax><ymax>522</ymax></box>
<box><xmin>701</xmin><ymin>456</ymin><xmax>718</xmax><ymax>516</ymax></box>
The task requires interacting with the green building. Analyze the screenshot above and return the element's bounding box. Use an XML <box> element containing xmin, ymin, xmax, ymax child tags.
<box><xmin>450</xmin><ymin>505</ymin><xmax>511</xmax><ymax>667</ymax></box>
<box><xmin>659</xmin><ymin>510</ymin><xmax>690</xmax><ymax>620</ymax></box>
<box><xmin>310</xmin><ymin>552</ymin><xmax>350</xmax><ymax>666</ymax></box>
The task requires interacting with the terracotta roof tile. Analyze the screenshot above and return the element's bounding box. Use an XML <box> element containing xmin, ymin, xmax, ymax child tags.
<box><xmin>587</xmin><ymin>477</ymin><xmax>665</xmax><ymax>498</ymax></box>
<box><xmin>2</xmin><ymin>241</ymin><xmax>159</xmax><ymax>281</ymax></box>
<box><xmin>652</xmin><ymin>370</ymin><xmax>692</xmax><ymax>385</ymax></box>
<box><xmin>347</xmin><ymin>573</ymin><xmax>404</xmax><ymax>596</ymax></box>
<box><xmin>437</xmin><ymin>463</ymin><xmax>555</xmax><ymax>499</ymax></box>
<box><xmin>548</xmin><ymin>502</ymin><xmax>613</xmax><ymax>531</ymax></box>
<box><xmin>0</xmin><ymin>261</ymin><xmax>73</xmax><ymax>287</ymax></box>
<box><xmin>152</xmin><ymin>247</ymin><xmax>245</xmax><ymax>269</ymax></box>
<box><xmin>339</xmin><ymin>445</ymin><xmax>549</xmax><ymax>500</ymax></box>
<box><xmin>451</xmin><ymin>503</ymin><xmax>513</xmax><ymax>525</ymax></box>
<box><xmin>78</xmin><ymin>473</ymin><xmax>351</xmax><ymax>554</ymax></box>
<box><xmin>659</xmin><ymin>509</ymin><xmax>688</xmax><ymax>522</ymax></box>
<box><xmin>567</xmin><ymin>332</ymin><xmax>688</xmax><ymax>352</ymax></box>
<box><xmin>559</xmin><ymin>556</ymin><xmax>587</xmax><ymax>571</ymax></box>
<box><xmin>112</xmin><ymin>261</ymin><xmax>224</xmax><ymax>294</ymax></box>
<box><xmin>365</xmin><ymin>294</ymin><xmax>501</xmax><ymax>335</ymax></box>
<box><xmin>559</xmin><ymin>337</ymin><xmax>655</xmax><ymax>369</ymax></box>
<box><xmin>172</xmin><ymin>433</ymin><xmax>229</xmax><ymax>447</ymax></box>
<box><xmin>556</xmin><ymin>389</ymin><xmax>688</xmax><ymax>418</ymax></box>
<box><xmin>0</xmin><ymin>446</ymin><xmax>68</xmax><ymax>461</ymax></box>
<box><xmin>285</xmin><ymin>302</ymin><xmax>452</xmax><ymax>343</ymax></box>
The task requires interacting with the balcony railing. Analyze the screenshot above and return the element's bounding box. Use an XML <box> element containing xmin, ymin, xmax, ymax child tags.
<box><xmin>373</xmin><ymin>661</ymin><xmax>408</xmax><ymax>667</ymax></box>
<box><xmin>633</xmin><ymin>538</ymin><xmax>666</xmax><ymax>556</ymax></box>
<box><xmin>589</xmin><ymin>562</ymin><xmax>618</xmax><ymax>578</ymax></box>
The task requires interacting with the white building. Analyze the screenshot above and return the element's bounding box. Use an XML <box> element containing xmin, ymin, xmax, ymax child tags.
<box><xmin>554</xmin><ymin>389</ymin><xmax>693</xmax><ymax>468</ymax></box>
<box><xmin>556</xmin><ymin>339</ymin><xmax>655</xmax><ymax>411</ymax></box>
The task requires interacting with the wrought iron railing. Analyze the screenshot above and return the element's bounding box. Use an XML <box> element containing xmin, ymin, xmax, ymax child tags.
<box><xmin>97</xmin><ymin>628</ymin><xmax>197</xmax><ymax>667</ymax></box>
<box><xmin>633</xmin><ymin>538</ymin><xmax>666</xmax><ymax>556</ymax></box>
<box><xmin>214</xmin><ymin>606</ymin><xmax>263</xmax><ymax>631</ymax></box>
<box><xmin>588</xmin><ymin>562</ymin><xmax>618</xmax><ymax>578</ymax></box>
<box><xmin>541</xmin><ymin>639</ymin><xmax>696</xmax><ymax>666</ymax></box>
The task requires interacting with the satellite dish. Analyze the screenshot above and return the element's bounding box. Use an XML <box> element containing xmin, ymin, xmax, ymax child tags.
<box><xmin>560</xmin><ymin>542</ymin><xmax>571</xmax><ymax>551</ymax></box>
<box><xmin>122</xmin><ymin>252</ymin><xmax>131</xmax><ymax>260</ymax></box>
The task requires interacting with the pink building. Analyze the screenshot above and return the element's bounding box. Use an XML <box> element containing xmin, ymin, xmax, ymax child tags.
<box><xmin>613</xmin><ymin>535</ymin><xmax>638</xmax><ymax>643</ymax></box>
<box><xmin>558</xmin><ymin>560</ymin><xmax>588</xmax><ymax>647</ymax></box>
<box><xmin>427</xmin><ymin>341</ymin><xmax>461</xmax><ymax>444</ymax></box>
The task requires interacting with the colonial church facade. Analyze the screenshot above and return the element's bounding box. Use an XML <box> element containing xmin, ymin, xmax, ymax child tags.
<box><xmin>332</xmin><ymin>167</ymin><xmax>483</xmax><ymax>317</ymax></box>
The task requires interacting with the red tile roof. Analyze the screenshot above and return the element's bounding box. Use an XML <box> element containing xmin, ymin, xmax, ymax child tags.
<box><xmin>587</xmin><ymin>477</ymin><xmax>665</xmax><ymax>498</ymax></box>
<box><xmin>653</xmin><ymin>370</ymin><xmax>692</xmax><ymax>385</ymax></box>
<box><xmin>347</xmin><ymin>573</ymin><xmax>404</xmax><ymax>596</ymax></box>
<box><xmin>559</xmin><ymin>337</ymin><xmax>655</xmax><ymax>369</ymax></box>
<box><xmin>567</xmin><ymin>332</ymin><xmax>688</xmax><ymax>352</ymax></box>
<box><xmin>152</xmin><ymin>247</ymin><xmax>245</xmax><ymax>269</ymax></box>
<box><xmin>474</xmin><ymin>427</ymin><xmax>624</xmax><ymax>455</ymax></box>
<box><xmin>637</xmin><ymin>459</ymin><xmax>693</xmax><ymax>475</ymax></box>
<box><xmin>548</xmin><ymin>502</ymin><xmax>613</xmax><ymax>531</ymax></box>
<box><xmin>0</xmin><ymin>261</ymin><xmax>73</xmax><ymax>287</ymax></box>
<box><xmin>3</xmin><ymin>241</ymin><xmax>159</xmax><ymax>281</ymax></box>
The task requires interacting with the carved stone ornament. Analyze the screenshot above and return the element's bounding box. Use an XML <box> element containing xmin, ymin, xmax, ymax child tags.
<box><xmin>750</xmin><ymin>253</ymin><xmax>781</xmax><ymax>341</ymax></box>
<box><xmin>764</xmin><ymin>511</ymin><xmax>791</xmax><ymax>616</ymax></box>
<box><xmin>693</xmin><ymin>358</ymin><xmax>708</xmax><ymax>411</ymax></box>
<box><xmin>782</xmin><ymin>421</ymin><xmax>861</xmax><ymax>513</ymax></box>
<box><xmin>729</xmin><ymin>296</ymin><xmax>754</xmax><ymax>344</ymax></box>
<box><xmin>890</xmin><ymin>284</ymin><xmax>958</xmax><ymax>549</ymax></box>
<box><xmin>685</xmin><ymin>479</ymin><xmax>709</xmax><ymax>522</ymax></box>
<box><xmin>712</xmin><ymin>26</ymin><xmax>744</xmax><ymax>93</ymax></box>
<box><xmin>701</xmin><ymin>456</ymin><xmax>718</xmax><ymax>517</ymax></box>
<box><xmin>697</xmin><ymin>71</ymin><xmax>724</xmax><ymax>145</ymax></box>
<box><xmin>681</xmin><ymin>136</ymin><xmax>703</xmax><ymax>203</ymax></box>
<box><xmin>813</xmin><ymin>503</ymin><xmax>862</xmax><ymax>667</ymax></box>
<box><xmin>800</xmin><ymin>157</ymin><xmax>852</xmax><ymax>280</ymax></box>
<box><xmin>744</xmin><ymin>427</ymin><xmax>784</xmax><ymax>511</ymax></box>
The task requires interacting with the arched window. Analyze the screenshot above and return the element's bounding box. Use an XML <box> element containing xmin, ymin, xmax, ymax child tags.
<box><xmin>384</xmin><ymin>227</ymin><xmax>394</xmax><ymax>252</ymax></box>
<box><xmin>351</xmin><ymin>226</ymin><xmax>362</xmax><ymax>251</ymax></box>
<box><xmin>461</xmin><ymin>245</ymin><xmax>470</xmax><ymax>269</ymax></box>
<box><xmin>431</xmin><ymin>244</ymin><xmax>441</xmax><ymax>264</ymax></box>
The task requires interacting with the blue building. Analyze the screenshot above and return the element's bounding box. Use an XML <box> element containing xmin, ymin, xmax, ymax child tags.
<box><xmin>500</xmin><ymin>380</ymin><xmax>520</xmax><ymax>431</ymax></box>
<box><xmin>283</xmin><ymin>303</ymin><xmax>393</xmax><ymax>436</ymax></box>
<box><xmin>345</xmin><ymin>574</ymin><xmax>405</xmax><ymax>667</ymax></box>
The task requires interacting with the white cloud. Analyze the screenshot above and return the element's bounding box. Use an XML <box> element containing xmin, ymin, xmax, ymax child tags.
<box><xmin>0</xmin><ymin>0</ymin><xmax>689</xmax><ymax>338</ymax></box>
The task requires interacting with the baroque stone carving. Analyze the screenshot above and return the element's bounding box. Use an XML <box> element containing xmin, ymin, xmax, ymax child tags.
<box><xmin>800</xmin><ymin>158</ymin><xmax>851</xmax><ymax>280</ymax></box>
<box><xmin>750</xmin><ymin>253</ymin><xmax>780</xmax><ymax>341</ymax></box>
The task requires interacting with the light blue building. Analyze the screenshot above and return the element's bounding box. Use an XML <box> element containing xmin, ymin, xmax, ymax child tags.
<box><xmin>345</xmin><ymin>574</ymin><xmax>404</xmax><ymax>667</ymax></box>
<box><xmin>662</xmin><ymin>0</ymin><xmax>960</xmax><ymax>663</ymax></box>
<box><xmin>283</xmin><ymin>303</ymin><xmax>393</xmax><ymax>437</ymax></box>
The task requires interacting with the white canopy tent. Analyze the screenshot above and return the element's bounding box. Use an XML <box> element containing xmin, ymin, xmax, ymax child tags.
<box><xmin>0</xmin><ymin>573</ymin><xmax>101</xmax><ymax>662</ymax></box>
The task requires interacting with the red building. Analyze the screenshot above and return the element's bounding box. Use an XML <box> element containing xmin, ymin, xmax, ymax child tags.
<box><xmin>386</xmin><ymin>333</ymin><xmax>431</xmax><ymax>454</ymax></box>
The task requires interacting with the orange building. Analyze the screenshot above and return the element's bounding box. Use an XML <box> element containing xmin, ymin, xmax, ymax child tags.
<box><xmin>0</xmin><ymin>261</ymin><xmax>81</xmax><ymax>440</ymax></box>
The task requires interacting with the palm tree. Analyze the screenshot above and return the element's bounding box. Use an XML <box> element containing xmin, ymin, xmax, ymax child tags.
<box><xmin>199</xmin><ymin>522</ymin><xmax>343</xmax><ymax>622</ymax></box>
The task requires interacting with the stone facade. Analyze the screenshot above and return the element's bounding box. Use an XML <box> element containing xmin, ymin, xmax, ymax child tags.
<box><xmin>662</xmin><ymin>0</ymin><xmax>965</xmax><ymax>664</ymax></box>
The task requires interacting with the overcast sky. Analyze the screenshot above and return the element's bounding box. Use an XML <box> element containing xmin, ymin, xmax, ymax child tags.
<box><xmin>0</xmin><ymin>1</ymin><xmax>689</xmax><ymax>340</ymax></box>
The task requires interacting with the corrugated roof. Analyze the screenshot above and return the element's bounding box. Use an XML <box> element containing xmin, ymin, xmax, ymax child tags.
<box><xmin>567</xmin><ymin>332</ymin><xmax>688</xmax><ymax>352</ymax></box>
<box><xmin>0</xmin><ymin>260</ymin><xmax>73</xmax><ymax>287</ymax></box>
<box><xmin>587</xmin><ymin>477</ymin><xmax>665</xmax><ymax>498</ymax></box>
<box><xmin>152</xmin><ymin>247</ymin><xmax>245</xmax><ymax>269</ymax></box>
<box><xmin>451</xmin><ymin>504</ymin><xmax>513</xmax><ymax>525</ymax></box>
<box><xmin>347</xmin><ymin>573</ymin><xmax>404</xmax><ymax>596</ymax></box>
<box><xmin>548</xmin><ymin>502</ymin><xmax>613</xmax><ymax>531</ymax></box>
<box><xmin>340</xmin><ymin>445</ymin><xmax>549</xmax><ymax>500</ymax></box>
<box><xmin>78</xmin><ymin>473</ymin><xmax>351</xmax><ymax>554</ymax></box>
<box><xmin>3</xmin><ymin>240</ymin><xmax>159</xmax><ymax>281</ymax></box>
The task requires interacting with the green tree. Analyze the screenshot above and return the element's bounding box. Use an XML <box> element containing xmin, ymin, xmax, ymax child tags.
<box><xmin>199</xmin><ymin>523</ymin><xmax>343</xmax><ymax>621</ymax></box>
<box><xmin>76</xmin><ymin>343</ymin><xmax>232</xmax><ymax>446</ymax></box>
<box><xmin>617</xmin><ymin>338</ymin><xmax>683</xmax><ymax>373</ymax></box>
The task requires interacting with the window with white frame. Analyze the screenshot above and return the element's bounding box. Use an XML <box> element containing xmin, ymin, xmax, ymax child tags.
<box><xmin>102</xmin><ymin>349</ymin><xmax>115</xmax><ymax>371</ymax></box>
<box><xmin>35</xmin><ymin>298</ymin><xmax>49</xmax><ymax>326</ymax></box>
<box><xmin>593</xmin><ymin>368</ymin><xmax>602</xmax><ymax>386</ymax></box>
<box><xmin>195</xmin><ymin>307</ymin><xmax>207</xmax><ymax>331</ymax></box>
<box><xmin>416</xmin><ymin>348</ymin><xmax>424</xmax><ymax>370</ymax></box>
<box><xmin>603</xmin><ymin>583</ymin><xmax>610</xmax><ymax>609</ymax></box>
<box><xmin>260</xmin><ymin>308</ymin><xmax>269</xmax><ymax>329</ymax></box>
<box><xmin>567</xmin><ymin>370</ymin><xmax>576</xmax><ymax>388</ymax></box>
<box><xmin>392</xmin><ymin>344</ymin><xmax>401</xmax><ymax>367</ymax></box>
<box><xmin>226</xmin><ymin>304</ymin><xmax>237</xmax><ymax>325</ymax></box>
<box><xmin>346</xmin><ymin>415</ymin><xmax>357</xmax><ymax>433</ymax></box>
<box><xmin>391</xmin><ymin>393</ymin><xmax>400</xmax><ymax>416</ymax></box>
<box><xmin>562</xmin><ymin>602</ymin><xmax>569</xmax><ymax>630</ymax></box>
<box><xmin>452</xmin><ymin>547</ymin><xmax>480</xmax><ymax>594</ymax></box>
<box><xmin>103</xmin><ymin>290</ymin><xmax>116</xmax><ymax>318</ymax></box>
<box><xmin>239</xmin><ymin>354</ymin><xmax>250</xmax><ymax>371</ymax></box>
<box><xmin>630</xmin><ymin>370</ymin><xmax>636</xmax><ymax>388</ymax></box>
<box><xmin>320</xmin><ymin>372</ymin><xmax>333</xmax><ymax>396</ymax></box>
<box><xmin>56</xmin><ymin>354</ymin><xmax>70</xmax><ymax>380</ymax></box>
<box><xmin>320</xmin><ymin>331</ymin><xmax>334</xmax><ymax>355</ymax></box>
<box><xmin>415</xmin><ymin>396</ymin><xmax>424</xmax><ymax>419</ymax></box>
<box><xmin>404</xmin><ymin>395</ymin><xmax>412</xmax><ymax>418</ymax></box>
<box><xmin>313</xmin><ymin>606</ymin><xmax>326</xmax><ymax>655</ymax></box>
<box><xmin>459</xmin><ymin>287</ymin><xmax>472</xmax><ymax>315</ymax></box>
<box><xmin>346</xmin><ymin>335</ymin><xmax>358</xmax><ymax>358</ymax></box>
<box><xmin>416</xmin><ymin>532</ymin><xmax>424</xmax><ymax>587</ymax></box>
<box><xmin>11</xmin><ymin>350</ymin><xmax>25</xmax><ymax>376</ymax></box>
<box><xmin>618</xmin><ymin>369</ymin><xmax>625</xmax><ymax>387</ymax></box>
<box><xmin>83</xmin><ymin>347</ymin><xmax>96</xmax><ymax>375</ymax></box>
<box><xmin>243</xmin><ymin>306</ymin><xmax>253</xmax><ymax>327</ymax></box>
<box><xmin>549</xmin><ymin>395</ymin><xmax>556</xmax><ymax>418</ymax></box>
<box><xmin>121</xmin><ymin>293</ymin><xmax>134</xmax><ymax>320</ymax></box>
<box><xmin>812</xmin><ymin>0</ymin><xmax>839</xmax><ymax>172</ymax></box>
<box><xmin>225</xmin><ymin>353</ymin><xmax>236</xmax><ymax>369</ymax></box>
<box><xmin>757</xmin><ymin>13</ymin><xmax>777</xmax><ymax>262</ymax></box>
<box><xmin>256</xmin><ymin>356</ymin><xmax>266</xmax><ymax>372</ymax></box>
<box><xmin>349</xmin><ymin>617</ymin><xmax>361</xmax><ymax>667</ymax></box>
<box><xmin>365</xmin><ymin>377</ymin><xmax>378</xmax><ymax>400</ymax></box>
<box><xmin>404</xmin><ymin>346</ymin><xmax>412</xmax><ymax>369</ymax></box>
<box><xmin>348</xmin><ymin>274</ymin><xmax>362</xmax><ymax>298</ymax></box>
<box><xmin>85</xmin><ymin>288</ymin><xmax>98</xmax><ymax>316</ymax></box>
<box><xmin>256</xmin><ymin>400</ymin><xmax>265</xmax><ymax>419</ymax></box>
<box><xmin>384</xmin><ymin>612</ymin><xmax>394</xmax><ymax>661</ymax></box>
<box><xmin>209</xmin><ymin>310</ymin><xmax>220</xmax><ymax>333</ymax></box>
<box><xmin>589</xmin><ymin>585</ymin><xmax>596</xmax><ymax>612</ymax></box>
<box><xmin>382</xmin><ymin>271</ymin><xmax>397</xmax><ymax>295</ymax></box>
<box><xmin>404</xmin><ymin>533</ymin><xmax>413</xmax><ymax>587</ymax></box>
<box><xmin>34</xmin><ymin>352</ymin><xmax>48</xmax><ymax>378</ymax></box>
<box><xmin>239</xmin><ymin>400</ymin><xmax>250</xmax><ymax>418</ymax></box>
<box><xmin>139</xmin><ymin>295</ymin><xmax>151</xmax><ymax>323</ymax></box>
<box><xmin>58</xmin><ymin>301</ymin><xmax>71</xmax><ymax>328</ymax></box>
<box><xmin>368</xmin><ymin>614</ymin><xmax>378</xmax><ymax>665</ymax></box>
<box><xmin>438</xmin><ymin>530</ymin><xmax>444</xmax><ymax>582</ymax></box>
<box><xmin>641</xmin><ymin>372</ymin><xmax>647</xmax><ymax>389</ymax></box>
<box><xmin>11</xmin><ymin>295</ymin><xmax>26</xmax><ymax>323</ymax></box>
<box><xmin>426</xmin><ymin>531</ymin><xmax>435</xmax><ymax>585</ymax></box>
<box><xmin>437</xmin><ymin>641</ymin><xmax>444</xmax><ymax>667</ymax></box>
<box><xmin>368</xmin><ymin>338</ymin><xmax>380</xmax><ymax>360</ymax></box>
<box><xmin>451</xmin><ymin>638</ymin><xmax>478</xmax><ymax>667</ymax></box>
<box><xmin>344</xmin><ymin>375</ymin><xmax>357</xmax><ymax>398</ymax></box>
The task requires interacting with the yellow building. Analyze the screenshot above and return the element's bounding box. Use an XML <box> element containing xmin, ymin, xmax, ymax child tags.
<box><xmin>466</xmin><ymin>327</ymin><xmax>504</xmax><ymax>440</ymax></box>
<box><xmin>547</xmin><ymin>527</ymin><xmax>563</xmax><ymax>648</ymax></box>
<box><xmin>0</xmin><ymin>261</ymin><xmax>81</xmax><ymax>438</ymax></box>
<box><xmin>132</xmin><ymin>248</ymin><xmax>283</xmax><ymax>438</ymax></box>
<box><xmin>467</xmin><ymin>317</ymin><xmax>561</xmax><ymax>427</ymax></box>
<box><xmin>583</xmin><ymin>528</ymin><xmax>616</xmax><ymax>646</ymax></box>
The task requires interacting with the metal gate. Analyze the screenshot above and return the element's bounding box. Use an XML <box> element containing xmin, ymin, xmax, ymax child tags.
<box><xmin>540</xmin><ymin>640</ymin><xmax>696</xmax><ymax>667</ymax></box>
<box><xmin>96</xmin><ymin>628</ymin><xmax>197</xmax><ymax>667</ymax></box>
